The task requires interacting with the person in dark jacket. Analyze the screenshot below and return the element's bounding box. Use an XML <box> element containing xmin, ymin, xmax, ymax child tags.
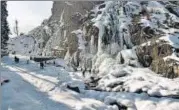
<box><xmin>14</xmin><ymin>56</ymin><xmax>19</xmax><ymax>63</ymax></box>
<box><xmin>27</xmin><ymin>60</ymin><xmax>29</xmax><ymax>64</ymax></box>
<box><xmin>40</xmin><ymin>62</ymin><xmax>44</xmax><ymax>69</ymax></box>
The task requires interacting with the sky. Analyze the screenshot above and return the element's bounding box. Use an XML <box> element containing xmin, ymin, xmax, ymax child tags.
<box><xmin>7</xmin><ymin>1</ymin><xmax>53</xmax><ymax>37</ymax></box>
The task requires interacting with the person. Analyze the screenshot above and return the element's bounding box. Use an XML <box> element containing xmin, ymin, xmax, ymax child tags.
<box><xmin>123</xmin><ymin>7</ymin><xmax>126</xmax><ymax>15</ymax></box>
<box><xmin>30</xmin><ymin>56</ymin><xmax>32</xmax><ymax>60</ymax></box>
<box><xmin>14</xmin><ymin>56</ymin><xmax>19</xmax><ymax>63</ymax></box>
<box><xmin>82</xmin><ymin>68</ymin><xmax>86</xmax><ymax>77</ymax></box>
<box><xmin>157</xmin><ymin>20</ymin><xmax>160</xmax><ymax>28</ymax></box>
<box><xmin>27</xmin><ymin>60</ymin><xmax>29</xmax><ymax>64</ymax></box>
<box><xmin>66</xmin><ymin>84</ymin><xmax>80</xmax><ymax>93</ymax></box>
<box><xmin>40</xmin><ymin>62</ymin><xmax>44</xmax><ymax>69</ymax></box>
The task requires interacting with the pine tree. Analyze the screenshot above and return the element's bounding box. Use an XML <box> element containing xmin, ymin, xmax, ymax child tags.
<box><xmin>1</xmin><ymin>1</ymin><xmax>10</xmax><ymax>57</ymax></box>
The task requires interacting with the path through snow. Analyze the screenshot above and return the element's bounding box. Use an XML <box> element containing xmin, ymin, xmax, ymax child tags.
<box><xmin>1</xmin><ymin>65</ymin><xmax>72</xmax><ymax>110</ymax></box>
<box><xmin>1</xmin><ymin>56</ymin><xmax>110</xmax><ymax>110</ymax></box>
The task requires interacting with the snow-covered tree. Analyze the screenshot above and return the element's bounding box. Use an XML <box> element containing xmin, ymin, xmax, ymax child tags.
<box><xmin>1</xmin><ymin>1</ymin><xmax>10</xmax><ymax>57</ymax></box>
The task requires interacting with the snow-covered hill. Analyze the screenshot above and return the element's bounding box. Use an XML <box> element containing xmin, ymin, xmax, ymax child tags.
<box><xmin>8</xmin><ymin>35</ymin><xmax>42</xmax><ymax>56</ymax></box>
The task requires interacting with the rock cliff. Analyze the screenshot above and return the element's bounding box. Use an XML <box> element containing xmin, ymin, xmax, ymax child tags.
<box><xmin>10</xmin><ymin>1</ymin><xmax>179</xmax><ymax>78</ymax></box>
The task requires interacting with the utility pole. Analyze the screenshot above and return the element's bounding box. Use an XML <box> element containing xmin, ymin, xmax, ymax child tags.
<box><xmin>14</xmin><ymin>19</ymin><xmax>19</xmax><ymax>36</ymax></box>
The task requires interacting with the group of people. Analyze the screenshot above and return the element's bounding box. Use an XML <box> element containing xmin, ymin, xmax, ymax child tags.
<box><xmin>13</xmin><ymin>56</ymin><xmax>83</xmax><ymax>93</ymax></box>
<box><xmin>14</xmin><ymin>56</ymin><xmax>45</xmax><ymax>69</ymax></box>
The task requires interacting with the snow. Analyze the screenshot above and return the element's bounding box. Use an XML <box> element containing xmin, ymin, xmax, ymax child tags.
<box><xmin>1</xmin><ymin>56</ymin><xmax>114</xmax><ymax>110</ymax></box>
<box><xmin>8</xmin><ymin>35</ymin><xmax>39</xmax><ymax>56</ymax></box>
<box><xmin>164</xmin><ymin>53</ymin><xmax>179</xmax><ymax>62</ymax></box>
<box><xmin>71</xmin><ymin>29</ymin><xmax>86</xmax><ymax>50</ymax></box>
<box><xmin>159</xmin><ymin>33</ymin><xmax>179</xmax><ymax>48</ymax></box>
<box><xmin>43</xmin><ymin>25</ymin><xmax>49</xmax><ymax>30</ymax></box>
<box><xmin>1</xmin><ymin>64</ymin><xmax>71</xmax><ymax>110</ymax></box>
<box><xmin>120</xmin><ymin>49</ymin><xmax>138</xmax><ymax>64</ymax></box>
<box><xmin>83</xmin><ymin>89</ymin><xmax>179</xmax><ymax>110</ymax></box>
<box><xmin>2</xmin><ymin>53</ymin><xmax>179</xmax><ymax>110</ymax></box>
<box><xmin>141</xmin><ymin>41</ymin><xmax>151</xmax><ymax>46</ymax></box>
<box><xmin>110</xmin><ymin>43</ymin><xmax>121</xmax><ymax>55</ymax></box>
<box><xmin>91</xmin><ymin>1</ymin><xmax>136</xmax><ymax>55</ymax></box>
<box><xmin>140</xmin><ymin>18</ymin><xmax>151</xmax><ymax>27</ymax></box>
<box><xmin>65</xmin><ymin>1</ymin><xmax>73</xmax><ymax>6</ymax></box>
<box><xmin>97</xmin><ymin>65</ymin><xmax>179</xmax><ymax>97</ymax></box>
<box><xmin>125</xmin><ymin>1</ymin><xmax>141</xmax><ymax>15</ymax></box>
<box><xmin>60</xmin><ymin>9</ymin><xmax>64</xmax><ymax>26</ymax></box>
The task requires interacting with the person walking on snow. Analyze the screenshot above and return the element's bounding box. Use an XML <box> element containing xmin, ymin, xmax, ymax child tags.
<box><xmin>40</xmin><ymin>62</ymin><xmax>44</xmax><ymax>69</ymax></box>
<box><xmin>27</xmin><ymin>60</ymin><xmax>29</xmax><ymax>64</ymax></box>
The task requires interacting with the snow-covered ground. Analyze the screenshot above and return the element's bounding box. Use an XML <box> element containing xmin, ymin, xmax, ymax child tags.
<box><xmin>1</xmin><ymin>55</ymin><xmax>179</xmax><ymax>110</ymax></box>
<box><xmin>1</xmin><ymin>66</ymin><xmax>71</xmax><ymax>110</ymax></box>
<box><xmin>1</xmin><ymin>55</ymin><xmax>113</xmax><ymax>110</ymax></box>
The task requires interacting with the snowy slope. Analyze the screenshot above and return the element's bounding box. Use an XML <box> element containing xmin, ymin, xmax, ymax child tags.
<box><xmin>8</xmin><ymin>35</ymin><xmax>41</xmax><ymax>56</ymax></box>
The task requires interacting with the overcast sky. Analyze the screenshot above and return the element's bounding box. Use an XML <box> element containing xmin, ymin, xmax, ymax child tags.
<box><xmin>7</xmin><ymin>1</ymin><xmax>53</xmax><ymax>37</ymax></box>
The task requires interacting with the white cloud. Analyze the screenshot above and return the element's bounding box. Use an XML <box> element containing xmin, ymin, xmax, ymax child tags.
<box><xmin>7</xmin><ymin>1</ymin><xmax>53</xmax><ymax>37</ymax></box>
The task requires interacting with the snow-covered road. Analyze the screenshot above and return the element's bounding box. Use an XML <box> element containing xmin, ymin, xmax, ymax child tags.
<box><xmin>1</xmin><ymin>64</ymin><xmax>72</xmax><ymax>110</ymax></box>
<box><xmin>1</xmin><ymin>56</ymin><xmax>109</xmax><ymax>110</ymax></box>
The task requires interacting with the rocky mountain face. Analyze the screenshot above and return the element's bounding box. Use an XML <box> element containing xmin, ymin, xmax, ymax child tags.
<box><xmin>12</xmin><ymin>1</ymin><xmax>179</xmax><ymax>79</ymax></box>
<box><xmin>28</xmin><ymin>1</ymin><xmax>103</xmax><ymax>57</ymax></box>
<box><xmin>65</xmin><ymin>1</ymin><xmax>179</xmax><ymax>79</ymax></box>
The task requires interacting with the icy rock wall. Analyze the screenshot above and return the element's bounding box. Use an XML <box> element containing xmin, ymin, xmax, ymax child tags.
<box><xmin>20</xmin><ymin>1</ymin><xmax>179</xmax><ymax>77</ymax></box>
<box><xmin>73</xmin><ymin>1</ymin><xmax>179</xmax><ymax>78</ymax></box>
